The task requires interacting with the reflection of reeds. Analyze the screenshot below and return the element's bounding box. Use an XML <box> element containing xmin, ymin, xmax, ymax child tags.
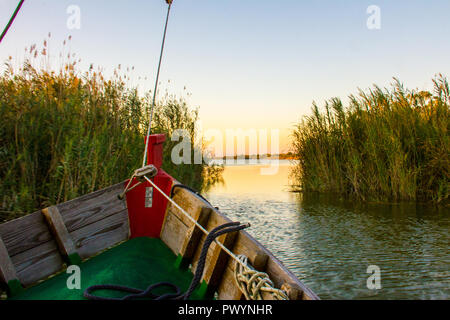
<box><xmin>291</xmin><ymin>77</ymin><xmax>449</xmax><ymax>204</ymax></box>
<box><xmin>0</xmin><ymin>37</ymin><xmax>220</xmax><ymax>220</ymax></box>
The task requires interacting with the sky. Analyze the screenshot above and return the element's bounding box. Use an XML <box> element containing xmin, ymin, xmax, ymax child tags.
<box><xmin>1</xmin><ymin>0</ymin><xmax>450</xmax><ymax>153</ymax></box>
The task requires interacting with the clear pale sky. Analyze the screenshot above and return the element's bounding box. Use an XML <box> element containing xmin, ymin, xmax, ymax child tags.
<box><xmin>1</xmin><ymin>0</ymin><xmax>450</xmax><ymax>152</ymax></box>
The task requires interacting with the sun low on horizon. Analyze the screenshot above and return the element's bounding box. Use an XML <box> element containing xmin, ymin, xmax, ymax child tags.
<box><xmin>1</xmin><ymin>0</ymin><xmax>450</xmax><ymax>156</ymax></box>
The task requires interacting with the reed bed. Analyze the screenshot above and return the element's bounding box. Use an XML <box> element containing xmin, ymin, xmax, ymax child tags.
<box><xmin>0</xmin><ymin>37</ymin><xmax>221</xmax><ymax>221</ymax></box>
<box><xmin>291</xmin><ymin>76</ymin><xmax>449</xmax><ymax>204</ymax></box>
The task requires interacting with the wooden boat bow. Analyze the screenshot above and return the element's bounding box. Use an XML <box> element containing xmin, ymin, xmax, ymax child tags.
<box><xmin>0</xmin><ymin>134</ymin><xmax>318</xmax><ymax>300</ymax></box>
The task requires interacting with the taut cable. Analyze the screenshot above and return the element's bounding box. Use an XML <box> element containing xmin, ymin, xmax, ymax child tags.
<box><xmin>142</xmin><ymin>2</ymin><xmax>172</xmax><ymax>167</ymax></box>
<box><xmin>0</xmin><ymin>0</ymin><xmax>25</xmax><ymax>43</ymax></box>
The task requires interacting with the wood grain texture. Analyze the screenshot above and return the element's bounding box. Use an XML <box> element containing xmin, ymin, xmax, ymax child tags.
<box><xmin>160</xmin><ymin>208</ymin><xmax>188</xmax><ymax>255</ymax></box>
<box><xmin>11</xmin><ymin>240</ymin><xmax>64</xmax><ymax>287</ymax></box>
<box><xmin>281</xmin><ymin>282</ymin><xmax>303</xmax><ymax>300</ymax></box>
<box><xmin>265</xmin><ymin>255</ymin><xmax>317</xmax><ymax>300</ymax></box>
<box><xmin>190</xmin><ymin>210</ymin><xmax>240</xmax><ymax>288</ymax></box>
<box><xmin>165</xmin><ymin>188</ymin><xmax>319</xmax><ymax>300</ymax></box>
<box><xmin>201</xmin><ymin>229</ymin><xmax>238</xmax><ymax>288</ymax></box>
<box><xmin>0</xmin><ymin>210</ymin><xmax>65</xmax><ymax>288</ymax></box>
<box><xmin>230</xmin><ymin>232</ymin><xmax>269</xmax><ymax>271</ymax></box>
<box><xmin>216</xmin><ymin>249</ymin><xmax>273</xmax><ymax>300</ymax></box>
<box><xmin>0</xmin><ymin>211</ymin><xmax>53</xmax><ymax>257</ymax></box>
<box><xmin>179</xmin><ymin>207</ymin><xmax>211</xmax><ymax>259</ymax></box>
<box><xmin>57</xmin><ymin>182</ymin><xmax>127</xmax><ymax>233</ymax></box>
<box><xmin>70</xmin><ymin>210</ymin><xmax>129</xmax><ymax>259</ymax></box>
<box><xmin>169</xmin><ymin>188</ymin><xmax>207</xmax><ymax>228</ymax></box>
<box><xmin>216</xmin><ymin>265</ymin><xmax>244</xmax><ymax>300</ymax></box>
<box><xmin>42</xmin><ymin>206</ymin><xmax>77</xmax><ymax>258</ymax></box>
<box><xmin>160</xmin><ymin>187</ymin><xmax>213</xmax><ymax>256</ymax></box>
<box><xmin>0</xmin><ymin>236</ymin><xmax>18</xmax><ymax>284</ymax></box>
<box><xmin>0</xmin><ymin>182</ymin><xmax>128</xmax><ymax>288</ymax></box>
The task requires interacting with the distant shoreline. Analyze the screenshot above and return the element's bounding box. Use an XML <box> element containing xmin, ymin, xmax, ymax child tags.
<box><xmin>214</xmin><ymin>153</ymin><xmax>299</xmax><ymax>161</ymax></box>
<box><xmin>208</xmin><ymin>158</ymin><xmax>298</xmax><ymax>167</ymax></box>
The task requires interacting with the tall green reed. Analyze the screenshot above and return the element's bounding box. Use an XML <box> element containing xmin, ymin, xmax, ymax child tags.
<box><xmin>0</xmin><ymin>36</ymin><xmax>221</xmax><ymax>221</ymax></box>
<box><xmin>291</xmin><ymin>76</ymin><xmax>449</xmax><ymax>204</ymax></box>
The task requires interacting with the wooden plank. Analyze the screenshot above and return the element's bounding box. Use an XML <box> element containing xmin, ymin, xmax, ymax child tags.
<box><xmin>179</xmin><ymin>207</ymin><xmax>212</xmax><ymax>259</ymax></box>
<box><xmin>11</xmin><ymin>240</ymin><xmax>64</xmax><ymax>287</ymax></box>
<box><xmin>0</xmin><ymin>183</ymin><xmax>128</xmax><ymax>289</ymax></box>
<box><xmin>57</xmin><ymin>182</ymin><xmax>127</xmax><ymax>233</ymax></box>
<box><xmin>0</xmin><ymin>211</ymin><xmax>53</xmax><ymax>257</ymax></box>
<box><xmin>190</xmin><ymin>210</ymin><xmax>239</xmax><ymax>288</ymax></box>
<box><xmin>0</xmin><ymin>236</ymin><xmax>19</xmax><ymax>284</ymax></box>
<box><xmin>160</xmin><ymin>185</ymin><xmax>319</xmax><ymax>300</ymax></box>
<box><xmin>216</xmin><ymin>265</ymin><xmax>244</xmax><ymax>300</ymax></box>
<box><xmin>216</xmin><ymin>230</ymin><xmax>319</xmax><ymax>300</ymax></box>
<box><xmin>168</xmin><ymin>188</ymin><xmax>209</xmax><ymax>228</ymax></box>
<box><xmin>42</xmin><ymin>206</ymin><xmax>79</xmax><ymax>263</ymax></box>
<box><xmin>0</xmin><ymin>209</ymin><xmax>65</xmax><ymax>289</ymax></box>
<box><xmin>69</xmin><ymin>210</ymin><xmax>129</xmax><ymax>259</ymax></box>
<box><xmin>165</xmin><ymin>189</ymin><xmax>273</xmax><ymax>299</ymax></box>
<box><xmin>189</xmin><ymin>208</ymin><xmax>268</xmax><ymax>274</ymax></box>
<box><xmin>190</xmin><ymin>202</ymin><xmax>232</xmax><ymax>272</ymax></box>
<box><xmin>265</xmin><ymin>257</ymin><xmax>317</xmax><ymax>300</ymax></box>
<box><xmin>201</xmin><ymin>230</ymin><xmax>238</xmax><ymax>288</ymax></box>
<box><xmin>281</xmin><ymin>282</ymin><xmax>303</xmax><ymax>300</ymax></box>
<box><xmin>175</xmin><ymin>190</ymin><xmax>318</xmax><ymax>300</ymax></box>
<box><xmin>160</xmin><ymin>208</ymin><xmax>188</xmax><ymax>255</ymax></box>
<box><xmin>229</xmin><ymin>232</ymin><xmax>269</xmax><ymax>271</ymax></box>
<box><xmin>216</xmin><ymin>233</ymin><xmax>269</xmax><ymax>300</ymax></box>
<box><xmin>160</xmin><ymin>187</ymin><xmax>213</xmax><ymax>257</ymax></box>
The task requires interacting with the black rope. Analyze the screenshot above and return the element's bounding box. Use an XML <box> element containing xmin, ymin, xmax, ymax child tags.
<box><xmin>182</xmin><ymin>222</ymin><xmax>248</xmax><ymax>299</ymax></box>
<box><xmin>0</xmin><ymin>0</ymin><xmax>25</xmax><ymax>43</ymax></box>
<box><xmin>83</xmin><ymin>222</ymin><xmax>249</xmax><ymax>300</ymax></box>
<box><xmin>84</xmin><ymin>282</ymin><xmax>181</xmax><ymax>301</ymax></box>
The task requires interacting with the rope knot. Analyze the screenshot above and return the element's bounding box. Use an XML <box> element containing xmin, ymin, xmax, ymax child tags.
<box><xmin>233</xmin><ymin>255</ymin><xmax>289</xmax><ymax>300</ymax></box>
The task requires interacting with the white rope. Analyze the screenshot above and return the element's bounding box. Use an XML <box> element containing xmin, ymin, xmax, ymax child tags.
<box><xmin>143</xmin><ymin>176</ymin><xmax>250</xmax><ymax>270</ymax></box>
<box><xmin>142</xmin><ymin>175</ymin><xmax>289</xmax><ymax>300</ymax></box>
<box><xmin>135</xmin><ymin>0</ymin><xmax>289</xmax><ymax>300</ymax></box>
<box><xmin>233</xmin><ymin>255</ymin><xmax>289</xmax><ymax>300</ymax></box>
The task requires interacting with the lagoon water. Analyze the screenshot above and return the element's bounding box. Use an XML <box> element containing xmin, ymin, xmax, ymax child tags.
<box><xmin>206</xmin><ymin>161</ymin><xmax>450</xmax><ymax>300</ymax></box>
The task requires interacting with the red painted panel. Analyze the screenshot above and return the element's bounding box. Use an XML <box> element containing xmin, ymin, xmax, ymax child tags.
<box><xmin>125</xmin><ymin>134</ymin><xmax>174</xmax><ymax>239</ymax></box>
<box><xmin>146</xmin><ymin>134</ymin><xmax>165</xmax><ymax>169</ymax></box>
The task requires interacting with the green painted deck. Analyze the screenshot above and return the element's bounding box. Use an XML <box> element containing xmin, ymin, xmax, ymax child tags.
<box><xmin>10</xmin><ymin>237</ymin><xmax>204</xmax><ymax>300</ymax></box>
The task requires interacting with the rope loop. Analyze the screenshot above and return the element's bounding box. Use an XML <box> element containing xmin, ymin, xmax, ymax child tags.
<box><xmin>233</xmin><ymin>255</ymin><xmax>289</xmax><ymax>300</ymax></box>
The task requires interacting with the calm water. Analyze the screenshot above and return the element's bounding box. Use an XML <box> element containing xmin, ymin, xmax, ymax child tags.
<box><xmin>206</xmin><ymin>161</ymin><xmax>450</xmax><ymax>300</ymax></box>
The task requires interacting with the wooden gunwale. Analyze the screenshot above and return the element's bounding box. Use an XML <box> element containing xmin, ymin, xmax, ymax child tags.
<box><xmin>0</xmin><ymin>181</ymin><xmax>129</xmax><ymax>293</ymax></box>
<box><xmin>0</xmin><ymin>180</ymin><xmax>318</xmax><ymax>300</ymax></box>
<box><xmin>160</xmin><ymin>184</ymin><xmax>319</xmax><ymax>300</ymax></box>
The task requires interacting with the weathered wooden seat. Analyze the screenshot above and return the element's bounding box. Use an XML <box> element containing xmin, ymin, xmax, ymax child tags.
<box><xmin>0</xmin><ymin>181</ymin><xmax>128</xmax><ymax>296</ymax></box>
<box><xmin>0</xmin><ymin>180</ymin><xmax>318</xmax><ymax>300</ymax></box>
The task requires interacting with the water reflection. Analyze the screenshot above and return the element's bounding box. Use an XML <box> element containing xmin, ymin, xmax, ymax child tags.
<box><xmin>206</xmin><ymin>162</ymin><xmax>450</xmax><ymax>300</ymax></box>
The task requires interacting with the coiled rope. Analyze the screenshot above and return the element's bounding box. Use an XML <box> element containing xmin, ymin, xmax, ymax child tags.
<box><xmin>233</xmin><ymin>255</ymin><xmax>289</xmax><ymax>300</ymax></box>
<box><xmin>145</xmin><ymin>177</ymin><xmax>290</xmax><ymax>300</ymax></box>
<box><xmin>97</xmin><ymin>0</ymin><xmax>289</xmax><ymax>300</ymax></box>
